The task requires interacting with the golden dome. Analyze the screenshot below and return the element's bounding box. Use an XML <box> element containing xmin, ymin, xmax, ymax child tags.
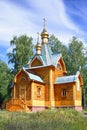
<box><xmin>41</xmin><ymin>18</ymin><xmax>49</xmax><ymax>44</ymax></box>
<box><xmin>36</xmin><ymin>32</ymin><xmax>41</xmax><ymax>54</ymax></box>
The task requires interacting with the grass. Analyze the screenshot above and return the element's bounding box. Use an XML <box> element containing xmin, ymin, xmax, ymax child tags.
<box><xmin>0</xmin><ymin>108</ymin><xmax>87</xmax><ymax>130</ymax></box>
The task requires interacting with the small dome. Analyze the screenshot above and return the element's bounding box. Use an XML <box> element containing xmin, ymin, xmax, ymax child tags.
<box><xmin>36</xmin><ymin>32</ymin><xmax>41</xmax><ymax>54</ymax></box>
<box><xmin>41</xmin><ymin>27</ymin><xmax>49</xmax><ymax>36</ymax></box>
<box><xmin>41</xmin><ymin>18</ymin><xmax>49</xmax><ymax>41</ymax></box>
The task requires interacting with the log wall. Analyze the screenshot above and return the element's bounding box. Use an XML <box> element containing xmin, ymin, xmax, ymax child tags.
<box><xmin>54</xmin><ymin>83</ymin><xmax>74</xmax><ymax>107</ymax></box>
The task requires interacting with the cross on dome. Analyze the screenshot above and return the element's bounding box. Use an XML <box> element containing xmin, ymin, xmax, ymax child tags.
<box><xmin>41</xmin><ymin>18</ymin><xmax>49</xmax><ymax>44</ymax></box>
<box><xmin>43</xmin><ymin>18</ymin><xmax>46</xmax><ymax>29</ymax></box>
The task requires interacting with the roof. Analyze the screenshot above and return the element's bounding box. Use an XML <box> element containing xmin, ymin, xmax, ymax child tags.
<box><xmin>41</xmin><ymin>43</ymin><xmax>52</xmax><ymax>65</ymax></box>
<box><xmin>55</xmin><ymin>75</ymin><xmax>77</xmax><ymax>84</ymax></box>
<box><xmin>24</xmin><ymin>43</ymin><xmax>61</xmax><ymax>69</ymax></box>
<box><xmin>51</xmin><ymin>53</ymin><xmax>61</xmax><ymax>66</ymax></box>
<box><xmin>24</xmin><ymin>54</ymin><xmax>46</xmax><ymax>69</ymax></box>
<box><xmin>27</xmin><ymin>72</ymin><xmax>44</xmax><ymax>83</ymax></box>
<box><xmin>24</xmin><ymin>63</ymin><xmax>29</xmax><ymax>69</ymax></box>
<box><xmin>23</xmin><ymin>68</ymin><xmax>44</xmax><ymax>83</ymax></box>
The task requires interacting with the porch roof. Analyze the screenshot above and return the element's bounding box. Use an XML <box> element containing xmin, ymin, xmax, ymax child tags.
<box><xmin>27</xmin><ymin>72</ymin><xmax>44</xmax><ymax>83</ymax></box>
<box><xmin>23</xmin><ymin>68</ymin><xmax>44</xmax><ymax>83</ymax></box>
<box><xmin>55</xmin><ymin>75</ymin><xmax>77</xmax><ymax>84</ymax></box>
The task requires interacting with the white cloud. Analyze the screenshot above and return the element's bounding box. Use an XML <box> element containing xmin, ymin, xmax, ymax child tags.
<box><xmin>0</xmin><ymin>1</ymin><xmax>37</xmax><ymax>46</ymax></box>
<box><xmin>26</xmin><ymin>0</ymin><xmax>81</xmax><ymax>32</ymax></box>
<box><xmin>0</xmin><ymin>0</ymin><xmax>84</xmax><ymax>47</ymax></box>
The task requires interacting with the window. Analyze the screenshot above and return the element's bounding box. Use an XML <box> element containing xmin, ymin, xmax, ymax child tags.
<box><xmin>62</xmin><ymin>89</ymin><xmax>67</xmax><ymax>97</ymax></box>
<box><xmin>37</xmin><ymin>86</ymin><xmax>41</xmax><ymax>96</ymax></box>
<box><xmin>21</xmin><ymin>77</ymin><xmax>26</xmax><ymax>81</ymax></box>
<box><xmin>57</xmin><ymin>63</ymin><xmax>61</xmax><ymax>70</ymax></box>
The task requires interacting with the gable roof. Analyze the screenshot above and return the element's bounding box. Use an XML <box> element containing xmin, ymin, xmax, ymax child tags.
<box><xmin>23</xmin><ymin>68</ymin><xmax>44</xmax><ymax>83</ymax></box>
<box><xmin>24</xmin><ymin>44</ymin><xmax>62</xmax><ymax>69</ymax></box>
<box><xmin>24</xmin><ymin>54</ymin><xmax>46</xmax><ymax>69</ymax></box>
<box><xmin>26</xmin><ymin>71</ymin><xmax>44</xmax><ymax>83</ymax></box>
<box><xmin>15</xmin><ymin>68</ymin><xmax>44</xmax><ymax>83</ymax></box>
<box><xmin>32</xmin><ymin>54</ymin><xmax>46</xmax><ymax>66</ymax></box>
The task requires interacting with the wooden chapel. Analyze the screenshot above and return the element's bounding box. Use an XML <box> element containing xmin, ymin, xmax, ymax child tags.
<box><xmin>6</xmin><ymin>21</ymin><xmax>83</xmax><ymax>112</ymax></box>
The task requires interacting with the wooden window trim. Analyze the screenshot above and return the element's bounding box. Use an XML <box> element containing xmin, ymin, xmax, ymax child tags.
<box><xmin>57</xmin><ymin>63</ymin><xmax>61</xmax><ymax>70</ymax></box>
<box><xmin>62</xmin><ymin>89</ymin><xmax>67</xmax><ymax>97</ymax></box>
<box><xmin>37</xmin><ymin>86</ymin><xmax>41</xmax><ymax>96</ymax></box>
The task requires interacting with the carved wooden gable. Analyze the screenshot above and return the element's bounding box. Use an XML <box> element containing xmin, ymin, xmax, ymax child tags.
<box><xmin>30</xmin><ymin>57</ymin><xmax>43</xmax><ymax>67</ymax></box>
<box><xmin>56</xmin><ymin>57</ymin><xmax>66</xmax><ymax>74</ymax></box>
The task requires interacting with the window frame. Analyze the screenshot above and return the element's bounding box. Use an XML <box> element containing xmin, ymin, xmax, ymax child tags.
<box><xmin>62</xmin><ymin>88</ymin><xmax>67</xmax><ymax>97</ymax></box>
<box><xmin>37</xmin><ymin>86</ymin><xmax>41</xmax><ymax>96</ymax></box>
<box><xmin>57</xmin><ymin>63</ymin><xmax>61</xmax><ymax>70</ymax></box>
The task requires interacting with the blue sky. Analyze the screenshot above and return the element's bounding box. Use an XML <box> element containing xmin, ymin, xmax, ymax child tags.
<box><xmin>0</xmin><ymin>0</ymin><xmax>87</xmax><ymax>68</ymax></box>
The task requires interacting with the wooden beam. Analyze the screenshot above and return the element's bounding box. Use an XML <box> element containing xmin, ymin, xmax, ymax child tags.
<box><xmin>14</xmin><ymin>84</ymin><xmax>15</xmax><ymax>99</ymax></box>
<box><xmin>49</xmin><ymin>69</ymin><xmax>54</xmax><ymax>107</ymax></box>
<box><xmin>31</xmin><ymin>81</ymin><xmax>34</xmax><ymax>106</ymax></box>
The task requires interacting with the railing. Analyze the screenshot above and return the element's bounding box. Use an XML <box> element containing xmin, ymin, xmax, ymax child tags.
<box><xmin>18</xmin><ymin>98</ymin><xmax>26</xmax><ymax>109</ymax></box>
<box><xmin>6</xmin><ymin>98</ymin><xmax>27</xmax><ymax>110</ymax></box>
<box><xmin>6</xmin><ymin>98</ymin><xmax>13</xmax><ymax>110</ymax></box>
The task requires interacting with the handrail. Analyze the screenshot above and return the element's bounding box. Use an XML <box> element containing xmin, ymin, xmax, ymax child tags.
<box><xmin>19</xmin><ymin>98</ymin><xmax>26</xmax><ymax>109</ymax></box>
<box><xmin>6</xmin><ymin>98</ymin><xmax>13</xmax><ymax>110</ymax></box>
<box><xmin>6</xmin><ymin>98</ymin><xmax>28</xmax><ymax>110</ymax></box>
<box><xmin>20</xmin><ymin>98</ymin><xmax>26</xmax><ymax>105</ymax></box>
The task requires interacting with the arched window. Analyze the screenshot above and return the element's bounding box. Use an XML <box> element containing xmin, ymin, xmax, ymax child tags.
<box><xmin>57</xmin><ymin>63</ymin><xmax>61</xmax><ymax>70</ymax></box>
<box><xmin>21</xmin><ymin>77</ymin><xmax>26</xmax><ymax>81</ymax></box>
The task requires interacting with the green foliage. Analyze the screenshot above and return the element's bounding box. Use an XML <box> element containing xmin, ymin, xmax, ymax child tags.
<box><xmin>49</xmin><ymin>35</ymin><xmax>87</xmax><ymax>106</ymax></box>
<box><xmin>49</xmin><ymin>34</ymin><xmax>70</xmax><ymax>73</ymax></box>
<box><xmin>0</xmin><ymin>109</ymin><xmax>87</xmax><ymax>130</ymax></box>
<box><xmin>49</xmin><ymin>34</ymin><xmax>62</xmax><ymax>53</ymax></box>
<box><xmin>0</xmin><ymin>60</ymin><xmax>11</xmax><ymax>106</ymax></box>
<box><xmin>7</xmin><ymin>34</ymin><xmax>34</xmax><ymax>75</ymax></box>
<box><xmin>68</xmin><ymin>37</ymin><xmax>87</xmax><ymax>106</ymax></box>
<box><xmin>68</xmin><ymin>36</ymin><xmax>85</xmax><ymax>74</ymax></box>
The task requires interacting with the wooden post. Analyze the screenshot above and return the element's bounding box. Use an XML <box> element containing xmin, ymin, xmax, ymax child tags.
<box><xmin>31</xmin><ymin>81</ymin><xmax>34</xmax><ymax>106</ymax></box>
<box><xmin>25</xmin><ymin>84</ymin><xmax>26</xmax><ymax>102</ymax></box>
<box><xmin>14</xmin><ymin>85</ymin><xmax>15</xmax><ymax>99</ymax></box>
<box><xmin>19</xmin><ymin>84</ymin><xmax>21</xmax><ymax>99</ymax></box>
<box><xmin>49</xmin><ymin>68</ymin><xmax>54</xmax><ymax>107</ymax></box>
<box><xmin>73</xmin><ymin>84</ymin><xmax>75</xmax><ymax>106</ymax></box>
<box><xmin>24</xmin><ymin>84</ymin><xmax>26</xmax><ymax>110</ymax></box>
<box><xmin>13</xmin><ymin>84</ymin><xmax>15</xmax><ymax>105</ymax></box>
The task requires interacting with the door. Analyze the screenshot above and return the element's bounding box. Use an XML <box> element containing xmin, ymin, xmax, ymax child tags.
<box><xmin>20</xmin><ymin>80</ymin><xmax>26</xmax><ymax>101</ymax></box>
<box><xmin>21</xmin><ymin>88</ymin><xmax>25</xmax><ymax>100</ymax></box>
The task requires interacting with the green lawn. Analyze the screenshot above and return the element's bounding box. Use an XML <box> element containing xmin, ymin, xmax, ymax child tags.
<box><xmin>0</xmin><ymin>108</ymin><xmax>87</xmax><ymax>130</ymax></box>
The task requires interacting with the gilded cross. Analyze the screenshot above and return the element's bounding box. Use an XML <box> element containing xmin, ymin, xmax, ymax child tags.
<box><xmin>43</xmin><ymin>18</ymin><xmax>46</xmax><ymax>28</ymax></box>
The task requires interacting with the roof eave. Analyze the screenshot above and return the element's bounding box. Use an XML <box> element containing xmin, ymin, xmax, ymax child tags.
<box><xmin>30</xmin><ymin>79</ymin><xmax>45</xmax><ymax>84</ymax></box>
<box><xmin>54</xmin><ymin>81</ymin><xmax>76</xmax><ymax>85</ymax></box>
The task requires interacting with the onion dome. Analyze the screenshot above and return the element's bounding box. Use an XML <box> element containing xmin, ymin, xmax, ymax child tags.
<box><xmin>36</xmin><ymin>32</ymin><xmax>41</xmax><ymax>54</ymax></box>
<box><xmin>41</xmin><ymin>18</ymin><xmax>49</xmax><ymax>44</ymax></box>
